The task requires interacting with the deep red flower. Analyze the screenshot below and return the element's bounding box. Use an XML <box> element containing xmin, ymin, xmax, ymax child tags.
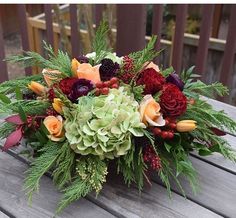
<box><xmin>59</xmin><ymin>77</ymin><xmax>79</xmax><ymax>95</ymax></box>
<box><xmin>136</xmin><ymin>68</ymin><xmax>165</xmax><ymax>95</ymax></box>
<box><xmin>160</xmin><ymin>83</ymin><xmax>187</xmax><ymax>118</ymax></box>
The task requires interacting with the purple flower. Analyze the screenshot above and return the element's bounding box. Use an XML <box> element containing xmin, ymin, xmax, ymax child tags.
<box><xmin>166</xmin><ymin>72</ymin><xmax>185</xmax><ymax>91</ymax></box>
<box><xmin>77</xmin><ymin>55</ymin><xmax>89</xmax><ymax>64</ymax></box>
<box><xmin>68</xmin><ymin>79</ymin><xmax>94</xmax><ymax>102</ymax></box>
<box><xmin>99</xmin><ymin>58</ymin><xmax>120</xmax><ymax>81</ymax></box>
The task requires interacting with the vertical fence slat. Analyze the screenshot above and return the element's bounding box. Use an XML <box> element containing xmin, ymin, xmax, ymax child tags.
<box><xmin>116</xmin><ymin>4</ymin><xmax>146</xmax><ymax>56</ymax></box>
<box><xmin>44</xmin><ymin>4</ymin><xmax>54</xmax><ymax>47</ymax></box>
<box><xmin>151</xmin><ymin>4</ymin><xmax>163</xmax><ymax>64</ymax></box>
<box><xmin>0</xmin><ymin>16</ymin><xmax>8</xmax><ymax>82</ymax></box>
<box><xmin>219</xmin><ymin>5</ymin><xmax>236</xmax><ymax>86</ymax></box>
<box><xmin>171</xmin><ymin>5</ymin><xmax>188</xmax><ymax>74</ymax></box>
<box><xmin>212</xmin><ymin>4</ymin><xmax>223</xmax><ymax>38</ymax></box>
<box><xmin>17</xmin><ymin>4</ymin><xmax>32</xmax><ymax>76</ymax></box>
<box><xmin>69</xmin><ymin>4</ymin><xmax>80</xmax><ymax>57</ymax></box>
<box><xmin>95</xmin><ymin>5</ymin><xmax>105</xmax><ymax>28</ymax></box>
<box><xmin>195</xmin><ymin>5</ymin><xmax>215</xmax><ymax>76</ymax></box>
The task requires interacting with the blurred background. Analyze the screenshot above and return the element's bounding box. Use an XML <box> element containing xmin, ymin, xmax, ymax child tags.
<box><xmin>0</xmin><ymin>4</ymin><xmax>236</xmax><ymax>105</ymax></box>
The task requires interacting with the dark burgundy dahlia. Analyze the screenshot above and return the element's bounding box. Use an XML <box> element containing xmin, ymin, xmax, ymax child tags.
<box><xmin>99</xmin><ymin>58</ymin><xmax>120</xmax><ymax>81</ymax></box>
<box><xmin>136</xmin><ymin>68</ymin><xmax>165</xmax><ymax>95</ymax></box>
<box><xmin>68</xmin><ymin>79</ymin><xmax>94</xmax><ymax>102</ymax></box>
<box><xmin>77</xmin><ymin>55</ymin><xmax>89</xmax><ymax>64</ymax></box>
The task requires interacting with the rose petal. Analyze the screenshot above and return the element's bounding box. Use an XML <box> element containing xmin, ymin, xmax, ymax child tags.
<box><xmin>145</xmin><ymin>114</ymin><xmax>166</xmax><ymax>127</ymax></box>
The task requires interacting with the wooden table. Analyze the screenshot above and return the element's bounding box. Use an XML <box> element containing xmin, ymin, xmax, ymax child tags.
<box><xmin>0</xmin><ymin>98</ymin><xmax>236</xmax><ymax>218</ymax></box>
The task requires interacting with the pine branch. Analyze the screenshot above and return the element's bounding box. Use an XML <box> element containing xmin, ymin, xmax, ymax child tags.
<box><xmin>52</xmin><ymin>142</ymin><xmax>76</xmax><ymax>189</ymax></box>
<box><xmin>23</xmin><ymin>143</ymin><xmax>59</xmax><ymax>202</ymax></box>
<box><xmin>0</xmin><ymin>122</ymin><xmax>17</xmax><ymax>139</ymax></box>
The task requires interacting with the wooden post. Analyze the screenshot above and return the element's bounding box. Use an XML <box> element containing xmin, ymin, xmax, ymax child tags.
<box><xmin>95</xmin><ymin>5</ymin><xmax>105</xmax><ymax>28</ymax></box>
<box><xmin>17</xmin><ymin>4</ymin><xmax>32</xmax><ymax>76</ymax></box>
<box><xmin>69</xmin><ymin>4</ymin><xmax>80</xmax><ymax>57</ymax></box>
<box><xmin>116</xmin><ymin>4</ymin><xmax>146</xmax><ymax>56</ymax></box>
<box><xmin>151</xmin><ymin>5</ymin><xmax>163</xmax><ymax>64</ymax></box>
<box><xmin>195</xmin><ymin>5</ymin><xmax>215</xmax><ymax>77</ymax></box>
<box><xmin>219</xmin><ymin>5</ymin><xmax>236</xmax><ymax>87</ymax></box>
<box><xmin>0</xmin><ymin>15</ymin><xmax>8</xmax><ymax>82</ymax></box>
<box><xmin>212</xmin><ymin>4</ymin><xmax>223</xmax><ymax>38</ymax></box>
<box><xmin>44</xmin><ymin>4</ymin><xmax>54</xmax><ymax>47</ymax></box>
<box><xmin>171</xmin><ymin>5</ymin><xmax>188</xmax><ymax>74</ymax></box>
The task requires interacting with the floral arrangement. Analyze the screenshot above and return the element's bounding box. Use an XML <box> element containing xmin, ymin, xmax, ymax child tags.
<box><xmin>1</xmin><ymin>22</ymin><xmax>236</xmax><ymax>214</ymax></box>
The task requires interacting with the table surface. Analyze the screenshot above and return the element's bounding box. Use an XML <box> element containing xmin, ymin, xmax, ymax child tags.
<box><xmin>0</xmin><ymin>98</ymin><xmax>236</xmax><ymax>218</ymax></box>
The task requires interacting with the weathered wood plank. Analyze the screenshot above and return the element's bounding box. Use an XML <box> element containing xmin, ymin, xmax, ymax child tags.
<box><xmin>0</xmin><ymin>211</ymin><xmax>9</xmax><ymax>218</ymax></box>
<box><xmin>154</xmin><ymin>155</ymin><xmax>236</xmax><ymax>218</ymax></box>
<box><xmin>0</xmin><ymin>152</ymin><xmax>115</xmax><ymax>218</ymax></box>
<box><xmin>0</xmin><ymin>152</ymin><xmax>222</xmax><ymax>218</ymax></box>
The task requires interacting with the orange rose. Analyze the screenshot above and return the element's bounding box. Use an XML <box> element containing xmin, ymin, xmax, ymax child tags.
<box><xmin>43</xmin><ymin>115</ymin><xmax>64</xmax><ymax>141</ymax></box>
<box><xmin>42</xmin><ymin>69</ymin><xmax>62</xmax><ymax>87</ymax></box>
<box><xmin>139</xmin><ymin>95</ymin><xmax>165</xmax><ymax>126</ymax></box>
<box><xmin>71</xmin><ymin>58</ymin><xmax>80</xmax><ymax>77</ymax></box>
<box><xmin>144</xmin><ymin>61</ymin><xmax>160</xmax><ymax>72</ymax></box>
<box><xmin>77</xmin><ymin>63</ymin><xmax>101</xmax><ymax>84</ymax></box>
<box><xmin>28</xmin><ymin>81</ymin><xmax>46</xmax><ymax>96</ymax></box>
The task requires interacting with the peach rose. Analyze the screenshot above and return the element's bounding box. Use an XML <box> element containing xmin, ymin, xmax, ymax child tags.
<box><xmin>28</xmin><ymin>81</ymin><xmax>46</xmax><ymax>96</ymax></box>
<box><xmin>144</xmin><ymin>61</ymin><xmax>160</xmax><ymax>72</ymax></box>
<box><xmin>43</xmin><ymin>115</ymin><xmax>64</xmax><ymax>141</ymax></box>
<box><xmin>139</xmin><ymin>95</ymin><xmax>165</xmax><ymax>126</ymax></box>
<box><xmin>77</xmin><ymin>63</ymin><xmax>101</xmax><ymax>84</ymax></box>
<box><xmin>42</xmin><ymin>69</ymin><xmax>62</xmax><ymax>87</ymax></box>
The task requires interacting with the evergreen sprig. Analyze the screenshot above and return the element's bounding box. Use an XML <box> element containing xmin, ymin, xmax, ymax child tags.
<box><xmin>24</xmin><ymin>143</ymin><xmax>59</xmax><ymax>202</ymax></box>
<box><xmin>92</xmin><ymin>20</ymin><xmax>111</xmax><ymax>64</ymax></box>
<box><xmin>0</xmin><ymin>122</ymin><xmax>17</xmax><ymax>139</ymax></box>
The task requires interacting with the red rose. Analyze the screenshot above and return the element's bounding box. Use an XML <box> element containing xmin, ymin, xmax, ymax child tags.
<box><xmin>160</xmin><ymin>83</ymin><xmax>187</xmax><ymax>117</ymax></box>
<box><xmin>136</xmin><ymin>68</ymin><xmax>165</xmax><ymax>95</ymax></box>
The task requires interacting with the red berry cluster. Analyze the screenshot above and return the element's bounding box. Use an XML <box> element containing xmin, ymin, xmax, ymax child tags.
<box><xmin>151</xmin><ymin>118</ymin><xmax>176</xmax><ymax>140</ymax></box>
<box><xmin>143</xmin><ymin>145</ymin><xmax>162</xmax><ymax>170</ymax></box>
<box><xmin>26</xmin><ymin>116</ymin><xmax>40</xmax><ymax>129</ymax></box>
<box><xmin>123</xmin><ymin>55</ymin><xmax>134</xmax><ymax>73</ymax></box>
<box><xmin>46</xmin><ymin>108</ymin><xmax>58</xmax><ymax>116</ymax></box>
<box><xmin>95</xmin><ymin>77</ymin><xmax>119</xmax><ymax>96</ymax></box>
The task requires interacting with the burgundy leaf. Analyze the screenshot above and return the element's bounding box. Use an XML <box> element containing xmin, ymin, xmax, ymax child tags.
<box><xmin>2</xmin><ymin>127</ymin><xmax>23</xmax><ymax>151</ymax></box>
<box><xmin>5</xmin><ymin>114</ymin><xmax>24</xmax><ymax>125</ymax></box>
<box><xmin>210</xmin><ymin>127</ymin><xmax>226</xmax><ymax>136</ymax></box>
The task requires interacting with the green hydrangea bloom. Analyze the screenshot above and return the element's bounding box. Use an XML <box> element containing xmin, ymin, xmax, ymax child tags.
<box><xmin>63</xmin><ymin>87</ymin><xmax>145</xmax><ymax>159</ymax></box>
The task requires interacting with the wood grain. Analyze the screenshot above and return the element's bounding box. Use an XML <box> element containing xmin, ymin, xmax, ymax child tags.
<box><xmin>153</xmin><ymin>156</ymin><xmax>236</xmax><ymax>218</ymax></box>
<box><xmin>0</xmin><ymin>151</ymin><xmax>222</xmax><ymax>218</ymax></box>
<box><xmin>0</xmin><ymin>152</ymin><xmax>114</xmax><ymax>218</ymax></box>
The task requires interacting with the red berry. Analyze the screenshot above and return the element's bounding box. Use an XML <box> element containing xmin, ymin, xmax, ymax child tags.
<box><xmin>169</xmin><ymin>123</ymin><xmax>177</xmax><ymax>129</ymax></box>
<box><xmin>103</xmin><ymin>81</ymin><xmax>110</xmax><ymax>87</ymax></box>
<box><xmin>95</xmin><ymin>88</ymin><xmax>100</xmax><ymax>96</ymax></box>
<box><xmin>110</xmin><ymin>77</ymin><xmax>118</xmax><ymax>84</ymax></box>
<box><xmin>153</xmin><ymin>127</ymin><xmax>161</xmax><ymax>136</ymax></box>
<box><xmin>165</xmin><ymin>119</ymin><xmax>170</xmax><ymax>126</ymax></box>
<box><xmin>161</xmin><ymin>131</ymin><xmax>168</xmax><ymax>139</ymax></box>
<box><xmin>101</xmin><ymin>87</ymin><xmax>109</xmax><ymax>95</ymax></box>
<box><xmin>96</xmin><ymin>82</ymin><xmax>103</xmax><ymax>88</ymax></box>
<box><xmin>111</xmin><ymin>83</ymin><xmax>119</xmax><ymax>89</ymax></box>
<box><xmin>167</xmin><ymin>131</ymin><xmax>174</xmax><ymax>139</ymax></box>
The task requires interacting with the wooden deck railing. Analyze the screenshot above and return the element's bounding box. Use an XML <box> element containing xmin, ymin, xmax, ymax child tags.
<box><xmin>0</xmin><ymin>4</ymin><xmax>236</xmax><ymax>90</ymax></box>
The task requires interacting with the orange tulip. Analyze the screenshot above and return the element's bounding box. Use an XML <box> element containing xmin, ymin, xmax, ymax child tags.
<box><xmin>139</xmin><ymin>95</ymin><xmax>165</xmax><ymax>126</ymax></box>
<box><xmin>176</xmin><ymin>120</ymin><xmax>197</xmax><ymax>132</ymax></box>
<box><xmin>42</xmin><ymin>69</ymin><xmax>62</xmax><ymax>87</ymax></box>
<box><xmin>43</xmin><ymin>115</ymin><xmax>64</xmax><ymax>141</ymax></box>
<box><xmin>71</xmin><ymin>58</ymin><xmax>80</xmax><ymax>77</ymax></box>
<box><xmin>77</xmin><ymin>63</ymin><xmax>101</xmax><ymax>84</ymax></box>
<box><xmin>52</xmin><ymin>98</ymin><xmax>64</xmax><ymax>114</ymax></box>
<box><xmin>28</xmin><ymin>81</ymin><xmax>46</xmax><ymax>96</ymax></box>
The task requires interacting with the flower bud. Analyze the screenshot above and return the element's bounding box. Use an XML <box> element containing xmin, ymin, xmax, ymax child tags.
<box><xmin>176</xmin><ymin>120</ymin><xmax>197</xmax><ymax>132</ymax></box>
<box><xmin>52</xmin><ymin>98</ymin><xmax>64</xmax><ymax>114</ymax></box>
<box><xmin>71</xmin><ymin>58</ymin><xmax>80</xmax><ymax>77</ymax></box>
<box><xmin>28</xmin><ymin>81</ymin><xmax>46</xmax><ymax>96</ymax></box>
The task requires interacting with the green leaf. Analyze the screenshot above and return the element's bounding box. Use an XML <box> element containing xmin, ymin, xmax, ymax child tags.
<box><xmin>162</xmin><ymin>66</ymin><xmax>174</xmax><ymax>77</ymax></box>
<box><xmin>15</xmin><ymin>86</ymin><xmax>23</xmax><ymax>100</ymax></box>
<box><xmin>0</xmin><ymin>93</ymin><xmax>11</xmax><ymax>104</ymax></box>
<box><xmin>18</xmin><ymin>104</ymin><xmax>27</xmax><ymax>122</ymax></box>
<box><xmin>164</xmin><ymin>142</ymin><xmax>172</xmax><ymax>152</ymax></box>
